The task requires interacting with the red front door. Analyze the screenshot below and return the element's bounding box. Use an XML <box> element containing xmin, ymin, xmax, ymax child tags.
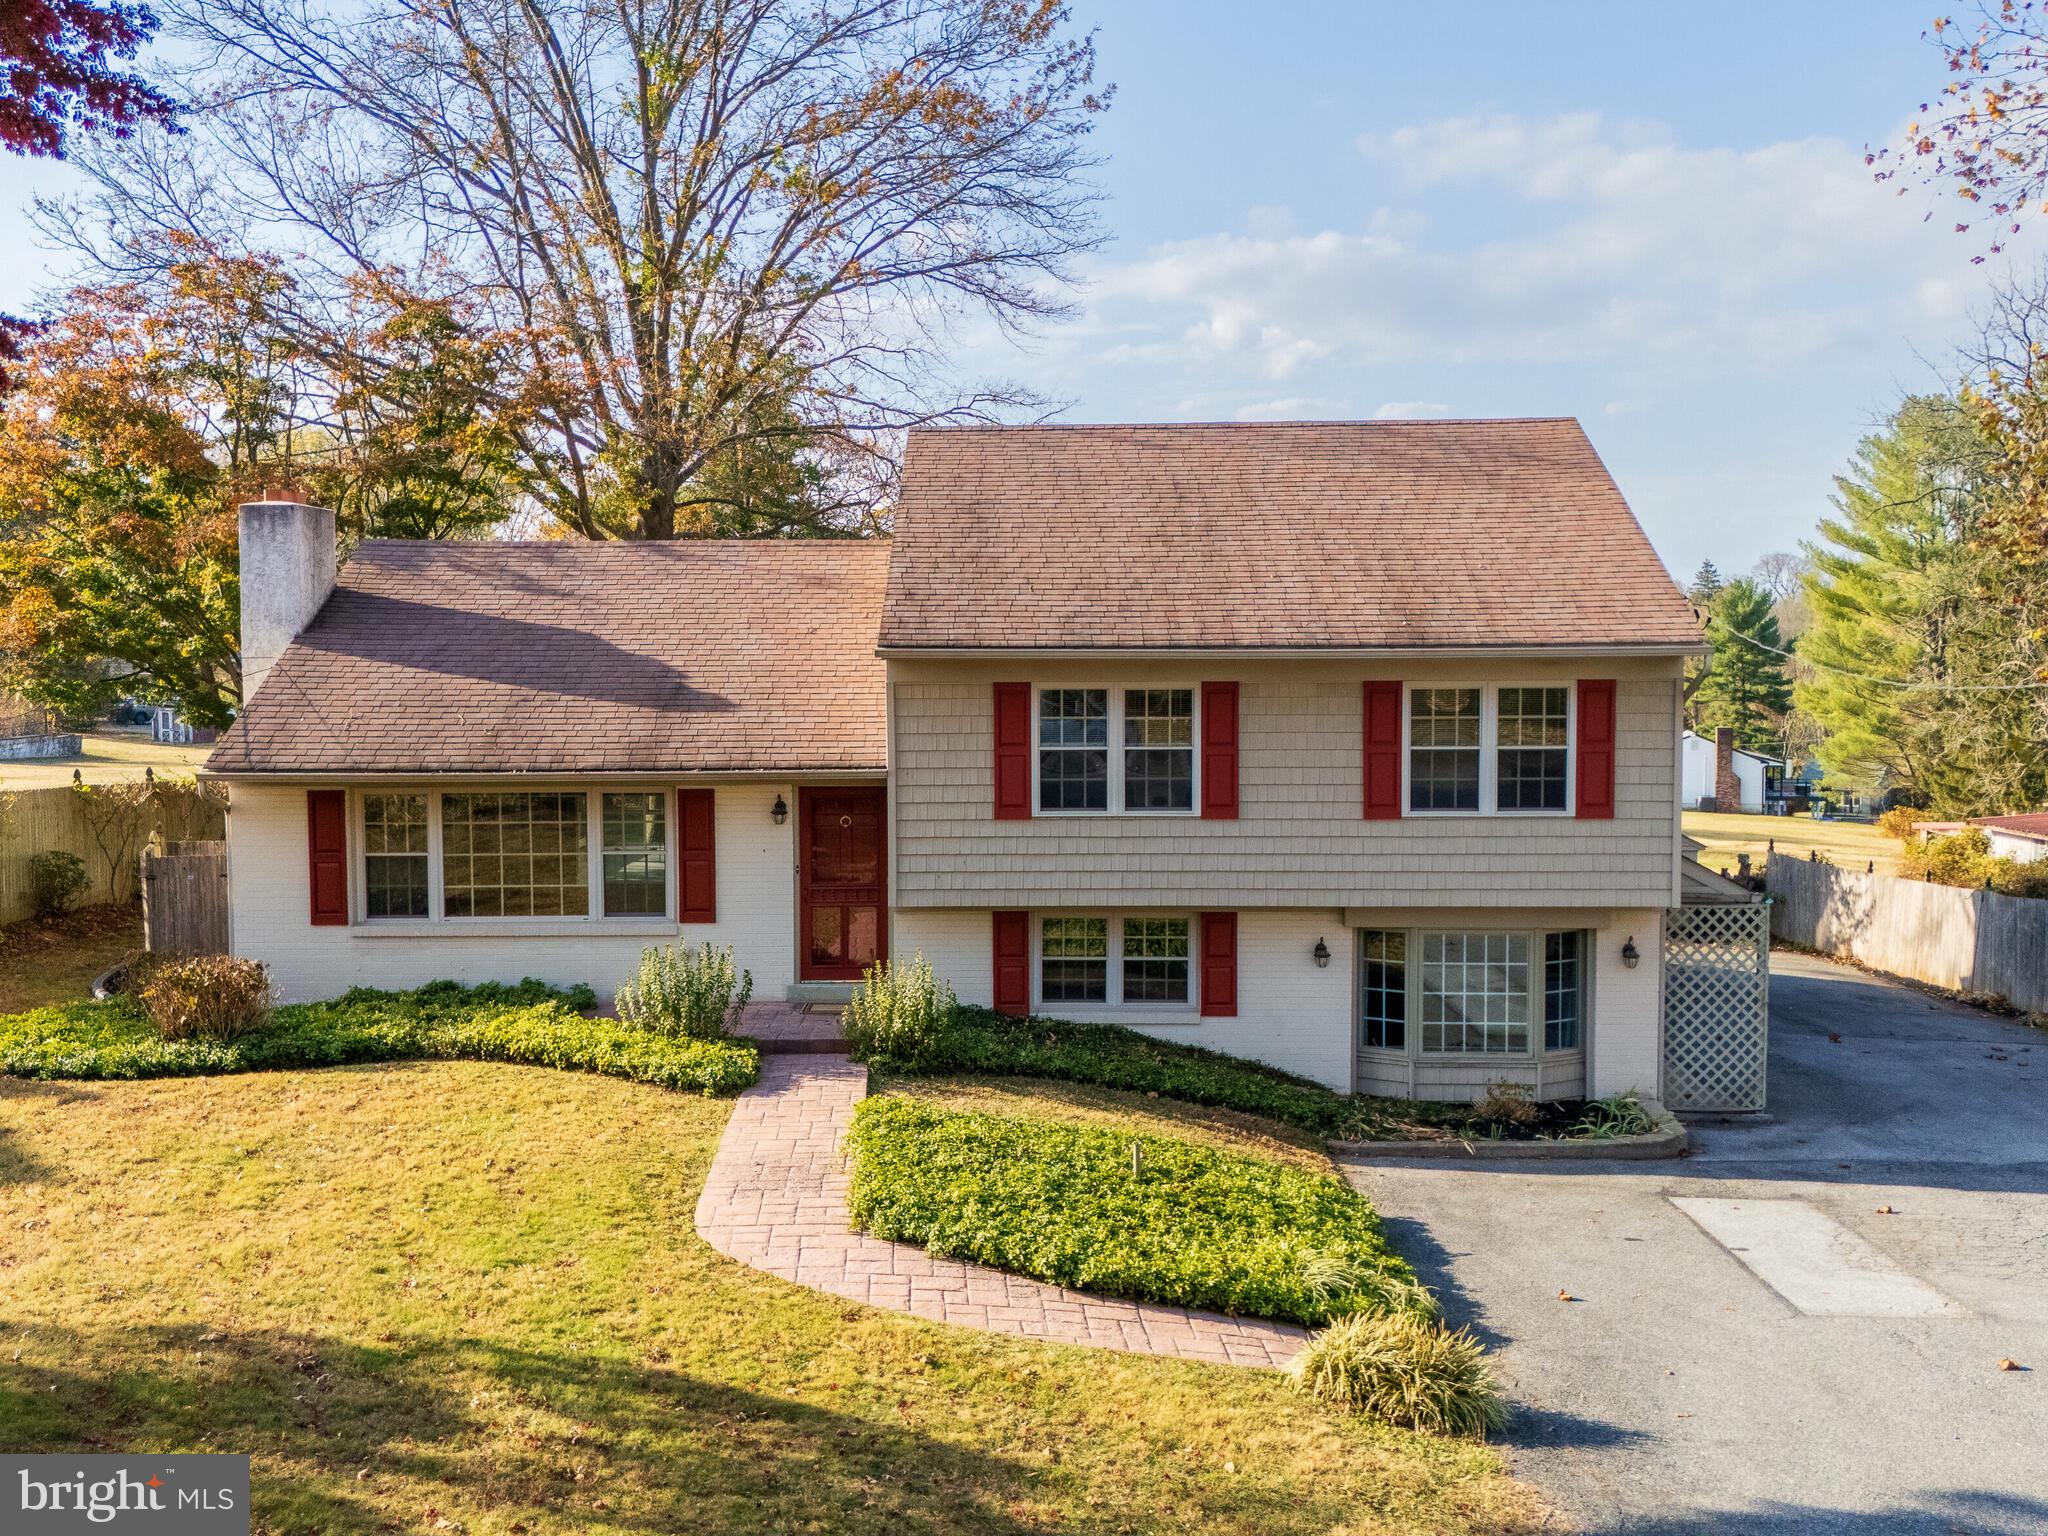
<box><xmin>799</xmin><ymin>786</ymin><xmax>887</xmax><ymax>981</ymax></box>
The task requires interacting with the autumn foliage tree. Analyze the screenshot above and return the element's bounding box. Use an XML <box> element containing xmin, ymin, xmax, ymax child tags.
<box><xmin>58</xmin><ymin>0</ymin><xmax>1108</xmax><ymax>539</ymax></box>
<box><xmin>0</xmin><ymin>0</ymin><xmax>176</xmax><ymax>158</ymax></box>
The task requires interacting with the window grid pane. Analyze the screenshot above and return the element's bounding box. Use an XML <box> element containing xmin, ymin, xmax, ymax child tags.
<box><xmin>1038</xmin><ymin>689</ymin><xmax>1109</xmax><ymax>811</ymax></box>
<box><xmin>363</xmin><ymin>794</ymin><xmax>429</xmax><ymax>919</ymax></box>
<box><xmin>602</xmin><ymin>792</ymin><xmax>668</xmax><ymax>917</ymax></box>
<box><xmin>1122</xmin><ymin>916</ymin><xmax>1189</xmax><ymax>1002</ymax></box>
<box><xmin>1498</xmin><ymin>687</ymin><xmax>1570</xmax><ymax>811</ymax></box>
<box><xmin>1359</xmin><ymin>929</ymin><xmax>1407</xmax><ymax>1051</ymax></box>
<box><xmin>1419</xmin><ymin>931</ymin><xmax>1530</xmax><ymax>1053</ymax></box>
<box><xmin>1545</xmin><ymin>930</ymin><xmax>1583</xmax><ymax>1050</ymax></box>
<box><xmin>443</xmin><ymin>793</ymin><xmax>589</xmax><ymax>918</ymax></box>
<box><xmin>1122</xmin><ymin>689</ymin><xmax>1194</xmax><ymax>810</ymax></box>
<box><xmin>1409</xmin><ymin>688</ymin><xmax>1481</xmax><ymax>811</ymax></box>
<box><xmin>1041</xmin><ymin>916</ymin><xmax>1108</xmax><ymax>1002</ymax></box>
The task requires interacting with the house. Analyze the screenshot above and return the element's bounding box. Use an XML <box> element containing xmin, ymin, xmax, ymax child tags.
<box><xmin>202</xmin><ymin>419</ymin><xmax>1700</xmax><ymax>1103</ymax></box>
<box><xmin>1912</xmin><ymin>813</ymin><xmax>2048</xmax><ymax>865</ymax></box>
<box><xmin>1679</xmin><ymin>728</ymin><xmax>1778</xmax><ymax>814</ymax></box>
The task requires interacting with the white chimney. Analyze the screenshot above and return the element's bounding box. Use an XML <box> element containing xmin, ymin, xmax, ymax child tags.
<box><xmin>238</xmin><ymin>498</ymin><xmax>337</xmax><ymax>703</ymax></box>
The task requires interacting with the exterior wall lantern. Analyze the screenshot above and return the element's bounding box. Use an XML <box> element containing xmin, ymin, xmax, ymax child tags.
<box><xmin>1312</xmin><ymin>937</ymin><xmax>1331</xmax><ymax>968</ymax></box>
<box><xmin>1621</xmin><ymin>936</ymin><xmax>1641</xmax><ymax>969</ymax></box>
<box><xmin>771</xmin><ymin>794</ymin><xmax>789</xmax><ymax>826</ymax></box>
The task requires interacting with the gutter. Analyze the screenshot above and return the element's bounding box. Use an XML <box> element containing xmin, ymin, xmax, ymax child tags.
<box><xmin>875</xmin><ymin>642</ymin><xmax>1705</xmax><ymax>660</ymax></box>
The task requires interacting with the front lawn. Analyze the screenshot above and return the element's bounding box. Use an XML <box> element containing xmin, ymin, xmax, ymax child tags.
<box><xmin>0</xmin><ymin>1062</ymin><xmax>1541</xmax><ymax>1535</ymax></box>
<box><xmin>847</xmin><ymin>1095</ymin><xmax>1428</xmax><ymax>1326</ymax></box>
<box><xmin>0</xmin><ymin>978</ymin><xmax>756</xmax><ymax>1095</ymax></box>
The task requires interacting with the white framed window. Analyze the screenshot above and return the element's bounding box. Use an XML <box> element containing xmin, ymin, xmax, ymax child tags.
<box><xmin>1403</xmin><ymin>684</ymin><xmax>1575</xmax><ymax>816</ymax></box>
<box><xmin>1035</xmin><ymin>913</ymin><xmax>1197</xmax><ymax>1010</ymax></box>
<box><xmin>1033</xmin><ymin>686</ymin><xmax>1200</xmax><ymax>815</ymax></box>
<box><xmin>1357</xmin><ymin>927</ymin><xmax>1588</xmax><ymax>1058</ymax></box>
<box><xmin>352</xmin><ymin>788</ymin><xmax>677</xmax><ymax>924</ymax></box>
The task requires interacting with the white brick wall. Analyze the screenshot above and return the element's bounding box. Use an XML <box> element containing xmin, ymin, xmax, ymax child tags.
<box><xmin>889</xmin><ymin>656</ymin><xmax>1683</xmax><ymax>910</ymax></box>
<box><xmin>225</xmin><ymin>780</ymin><xmax>800</xmax><ymax>1003</ymax></box>
<box><xmin>895</xmin><ymin>904</ymin><xmax>1664</xmax><ymax>1100</ymax></box>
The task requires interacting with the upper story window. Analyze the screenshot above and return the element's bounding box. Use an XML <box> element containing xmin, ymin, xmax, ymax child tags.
<box><xmin>1407</xmin><ymin>684</ymin><xmax>1574</xmax><ymax>816</ymax></box>
<box><xmin>1036</xmin><ymin>687</ymin><xmax>1197</xmax><ymax>814</ymax></box>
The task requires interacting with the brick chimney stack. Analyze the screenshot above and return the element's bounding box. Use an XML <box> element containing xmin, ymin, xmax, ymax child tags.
<box><xmin>1714</xmin><ymin>727</ymin><xmax>1742</xmax><ymax>813</ymax></box>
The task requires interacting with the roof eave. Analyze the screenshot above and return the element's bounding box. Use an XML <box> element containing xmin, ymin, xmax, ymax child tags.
<box><xmin>199</xmin><ymin>764</ymin><xmax>889</xmax><ymax>784</ymax></box>
<box><xmin>875</xmin><ymin>641</ymin><xmax>1705</xmax><ymax>660</ymax></box>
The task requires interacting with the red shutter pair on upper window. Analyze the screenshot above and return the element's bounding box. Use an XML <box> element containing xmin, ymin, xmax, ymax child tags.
<box><xmin>1361</xmin><ymin>679</ymin><xmax>1617</xmax><ymax>819</ymax></box>
<box><xmin>305</xmin><ymin>787</ymin><xmax>721</xmax><ymax>924</ymax></box>
<box><xmin>992</xmin><ymin>682</ymin><xmax>1240</xmax><ymax>819</ymax></box>
<box><xmin>990</xmin><ymin>910</ymin><xmax>1236</xmax><ymax>1019</ymax></box>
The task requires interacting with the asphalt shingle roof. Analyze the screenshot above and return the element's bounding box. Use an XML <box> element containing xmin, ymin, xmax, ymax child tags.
<box><xmin>879</xmin><ymin>420</ymin><xmax>1700</xmax><ymax>651</ymax></box>
<box><xmin>207</xmin><ymin>539</ymin><xmax>889</xmax><ymax>776</ymax></box>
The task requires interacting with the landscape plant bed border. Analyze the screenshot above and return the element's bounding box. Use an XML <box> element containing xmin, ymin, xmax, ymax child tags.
<box><xmin>1331</xmin><ymin>1099</ymin><xmax>1687</xmax><ymax>1160</ymax></box>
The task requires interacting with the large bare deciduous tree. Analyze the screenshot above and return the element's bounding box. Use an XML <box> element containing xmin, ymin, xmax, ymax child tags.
<box><xmin>54</xmin><ymin>0</ymin><xmax>1108</xmax><ymax>537</ymax></box>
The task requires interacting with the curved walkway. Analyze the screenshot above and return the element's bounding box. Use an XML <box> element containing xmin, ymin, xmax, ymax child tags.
<box><xmin>694</xmin><ymin>1054</ymin><xmax>1306</xmax><ymax>1368</ymax></box>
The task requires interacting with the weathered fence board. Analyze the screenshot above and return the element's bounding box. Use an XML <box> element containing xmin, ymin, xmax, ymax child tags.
<box><xmin>1768</xmin><ymin>857</ymin><xmax>2048</xmax><ymax>1014</ymax></box>
<box><xmin>0</xmin><ymin>784</ymin><xmax>226</xmax><ymax>925</ymax></box>
<box><xmin>141</xmin><ymin>840</ymin><xmax>230</xmax><ymax>954</ymax></box>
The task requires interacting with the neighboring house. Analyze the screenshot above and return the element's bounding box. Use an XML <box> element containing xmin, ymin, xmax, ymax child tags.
<box><xmin>203</xmin><ymin>420</ymin><xmax>1699</xmax><ymax>1103</ymax></box>
<box><xmin>1679</xmin><ymin>728</ymin><xmax>1777</xmax><ymax>814</ymax></box>
<box><xmin>1912</xmin><ymin>813</ymin><xmax>2048</xmax><ymax>865</ymax></box>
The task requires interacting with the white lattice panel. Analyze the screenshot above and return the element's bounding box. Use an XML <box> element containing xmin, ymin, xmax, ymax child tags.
<box><xmin>1662</xmin><ymin>904</ymin><xmax>1770</xmax><ymax>1113</ymax></box>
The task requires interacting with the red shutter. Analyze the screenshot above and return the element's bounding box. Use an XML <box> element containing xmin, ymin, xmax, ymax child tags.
<box><xmin>678</xmin><ymin>787</ymin><xmax>717</xmax><ymax>921</ymax></box>
<box><xmin>1200</xmin><ymin>681</ymin><xmax>1239</xmax><ymax>819</ymax></box>
<box><xmin>1576</xmin><ymin>679</ymin><xmax>1617</xmax><ymax>820</ymax></box>
<box><xmin>992</xmin><ymin>682</ymin><xmax>1031</xmax><ymax>820</ymax></box>
<box><xmin>1199</xmin><ymin>911</ymin><xmax>1237</xmax><ymax>1018</ymax></box>
<box><xmin>1362</xmin><ymin>681</ymin><xmax>1403</xmax><ymax>820</ymax></box>
<box><xmin>307</xmin><ymin>789</ymin><xmax>347</xmax><ymax>925</ymax></box>
<box><xmin>992</xmin><ymin>910</ymin><xmax>1030</xmax><ymax>1016</ymax></box>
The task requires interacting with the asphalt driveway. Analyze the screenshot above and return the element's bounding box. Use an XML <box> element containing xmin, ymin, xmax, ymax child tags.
<box><xmin>1339</xmin><ymin>952</ymin><xmax>2048</xmax><ymax>1535</ymax></box>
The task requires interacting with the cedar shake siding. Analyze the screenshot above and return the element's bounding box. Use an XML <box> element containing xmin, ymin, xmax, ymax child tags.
<box><xmin>888</xmin><ymin>656</ymin><xmax>1683</xmax><ymax>911</ymax></box>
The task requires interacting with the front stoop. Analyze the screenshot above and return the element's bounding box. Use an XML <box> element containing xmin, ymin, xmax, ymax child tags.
<box><xmin>1330</xmin><ymin>1099</ymin><xmax>1689</xmax><ymax>1161</ymax></box>
<box><xmin>738</xmin><ymin>1000</ymin><xmax>847</xmax><ymax>1055</ymax></box>
<box><xmin>784</xmin><ymin>981</ymin><xmax>857</xmax><ymax>1007</ymax></box>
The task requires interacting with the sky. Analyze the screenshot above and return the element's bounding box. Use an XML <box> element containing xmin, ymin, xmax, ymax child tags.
<box><xmin>0</xmin><ymin>0</ymin><xmax>2018</xmax><ymax>582</ymax></box>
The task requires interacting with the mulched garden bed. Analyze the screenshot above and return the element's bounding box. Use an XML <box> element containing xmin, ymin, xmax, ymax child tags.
<box><xmin>0</xmin><ymin>902</ymin><xmax>139</xmax><ymax>961</ymax></box>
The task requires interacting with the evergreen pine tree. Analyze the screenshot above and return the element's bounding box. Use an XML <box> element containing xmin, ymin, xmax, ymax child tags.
<box><xmin>1694</xmin><ymin>578</ymin><xmax>1794</xmax><ymax>753</ymax></box>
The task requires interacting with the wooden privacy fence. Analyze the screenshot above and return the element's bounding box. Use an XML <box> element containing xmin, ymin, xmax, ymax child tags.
<box><xmin>0</xmin><ymin>783</ymin><xmax>226</xmax><ymax>925</ymax></box>
<box><xmin>1768</xmin><ymin>857</ymin><xmax>2048</xmax><ymax>1014</ymax></box>
<box><xmin>141</xmin><ymin>840</ymin><xmax>230</xmax><ymax>954</ymax></box>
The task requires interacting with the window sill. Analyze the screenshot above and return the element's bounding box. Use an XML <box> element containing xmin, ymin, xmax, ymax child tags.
<box><xmin>351</xmin><ymin>918</ymin><xmax>681</xmax><ymax>939</ymax></box>
<box><xmin>1034</xmin><ymin>1004</ymin><xmax>1203</xmax><ymax>1027</ymax></box>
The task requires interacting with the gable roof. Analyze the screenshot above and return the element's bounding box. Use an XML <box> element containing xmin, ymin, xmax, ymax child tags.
<box><xmin>880</xmin><ymin>420</ymin><xmax>1699</xmax><ymax>652</ymax></box>
<box><xmin>206</xmin><ymin>539</ymin><xmax>889</xmax><ymax>776</ymax></box>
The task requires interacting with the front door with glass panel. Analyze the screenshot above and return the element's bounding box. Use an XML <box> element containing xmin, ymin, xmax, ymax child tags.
<box><xmin>799</xmin><ymin>786</ymin><xmax>887</xmax><ymax>981</ymax></box>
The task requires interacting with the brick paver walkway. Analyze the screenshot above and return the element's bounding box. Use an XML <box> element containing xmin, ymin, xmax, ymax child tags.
<box><xmin>694</xmin><ymin>1054</ymin><xmax>1307</xmax><ymax>1367</ymax></box>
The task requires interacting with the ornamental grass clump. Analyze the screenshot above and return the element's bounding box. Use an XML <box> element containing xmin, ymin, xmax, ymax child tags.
<box><xmin>1288</xmin><ymin>1312</ymin><xmax>1508</xmax><ymax>1437</ymax></box>
<box><xmin>616</xmin><ymin>942</ymin><xmax>752</xmax><ymax>1040</ymax></box>
<box><xmin>842</xmin><ymin>953</ymin><xmax>956</xmax><ymax>1066</ymax></box>
<box><xmin>135</xmin><ymin>954</ymin><xmax>272</xmax><ymax>1041</ymax></box>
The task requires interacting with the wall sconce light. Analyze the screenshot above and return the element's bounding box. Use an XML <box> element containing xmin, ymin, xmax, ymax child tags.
<box><xmin>770</xmin><ymin>794</ymin><xmax>789</xmax><ymax>826</ymax></box>
<box><xmin>1312</xmin><ymin>938</ymin><xmax>1331</xmax><ymax>968</ymax></box>
<box><xmin>1621</xmin><ymin>936</ymin><xmax>1641</xmax><ymax>969</ymax></box>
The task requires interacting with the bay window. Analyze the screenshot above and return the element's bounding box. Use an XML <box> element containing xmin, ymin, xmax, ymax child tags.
<box><xmin>1358</xmin><ymin>927</ymin><xmax>1587</xmax><ymax>1058</ymax></box>
<box><xmin>1036</xmin><ymin>686</ymin><xmax>1198</xmax><ymax>814</ymax></box>
<box><xmin>1405</xmin><ymin>684</ymin><xmax>1575</xmax><ymax>815</ymax></box>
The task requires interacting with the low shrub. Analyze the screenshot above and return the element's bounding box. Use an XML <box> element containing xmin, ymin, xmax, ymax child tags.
<box><xmin>846</xmin><ymin>1095</ymin><xmax>1429</xmax><ymax>1326</ymax></box>
<box><xmin>1474</xmin><ymin>1080</ymin><xmax>1541</xmax><ymax>1130</ymax></box>
<box><xmin>1901</xmin><ymin>828</ymin><xmax>2048</xmax><ymax>899</ymax></box>
<box><xmin>858</xmin><ymin>1004</ymin><xmax>1384</xmax><ymax>1136</ymax></box>
<box><xmin>1874</xmin><ymin>805</ymin><xmax>1925</xmax><ymax>842</ymax></box>
<box><xmin>615</xmin><ymin>942</ymin><xmax>752</xmax><ymax>1039</ymax></box>
<box><xmin>0</xmin><ymin>977</ymin><xmax>757</xmax><ymax>1095</ymax></box>
<box><xmin>26</xmin><ymin>851</ymin><xmax>88</xmax><ymax>917</ymax></box>
<box><xmin>842</xmin><ymin>953</ymin><xmax>955</xmax><ymax>1066</ymax></box>
<box><xmin>133</xmin><ymin>954</ymin><xmax>271</xmax><ymax>1041</ymax></box>
<box><xmin>1288</xmin><ymin>1312</ymin><xmax>1507</xmax><ymax>1437</ymax></box>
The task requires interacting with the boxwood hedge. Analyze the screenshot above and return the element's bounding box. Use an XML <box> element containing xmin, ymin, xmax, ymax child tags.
<box><xmin>0</xmin><ymin>978</ymin><xmax>758</xmax><ymax>1096</ymax></box>
<box><xmin>846</xmin><ymin>1094</ymin><xmax>1431</xmax><ymax>1326</ymax></box>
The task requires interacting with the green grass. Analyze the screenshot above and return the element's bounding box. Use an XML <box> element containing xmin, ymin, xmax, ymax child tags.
<box><xmin>847</xmin><ymin>1096</ymin><xmax>1430</xmax><ymax>1327</ymax></box>
<box><xmin>0</xmin><ymin>978</ymin><xmax>758</xmax><ymax>1095</ymax></box>
<box><xmin>0</xmin><ymin>1063</ymin><xmax>1540</xmax><ymax>1535</ymax></box>
<box><xmin>1684</xmin><ymin>808</ymin><xmax>1902</xmax><ymax>877</ymax></box>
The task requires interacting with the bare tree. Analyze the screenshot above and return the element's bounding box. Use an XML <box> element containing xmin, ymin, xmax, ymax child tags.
<box><xmin>49</xmin><ymin>0</ymin><xmax>1109</xmax><ymax>537</ymax></box>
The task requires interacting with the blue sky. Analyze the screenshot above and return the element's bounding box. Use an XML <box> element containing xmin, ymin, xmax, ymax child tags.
<box><xmin>0</xmin><ymin>0</ymin><xmax>2008</xmax><ymax>580</ymax></box>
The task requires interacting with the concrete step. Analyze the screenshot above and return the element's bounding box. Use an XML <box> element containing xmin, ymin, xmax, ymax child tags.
<box><xmin>784</xmin><ymin>981</ymin><xmax>856</xmax><ymax>1006</ymax></box>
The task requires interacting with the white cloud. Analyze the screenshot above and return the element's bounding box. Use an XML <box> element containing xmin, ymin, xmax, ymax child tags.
<box><xmin>1371</xmin><ymin>400</ymin><xmax>1452</xmax><ymax>420</ymax></box>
